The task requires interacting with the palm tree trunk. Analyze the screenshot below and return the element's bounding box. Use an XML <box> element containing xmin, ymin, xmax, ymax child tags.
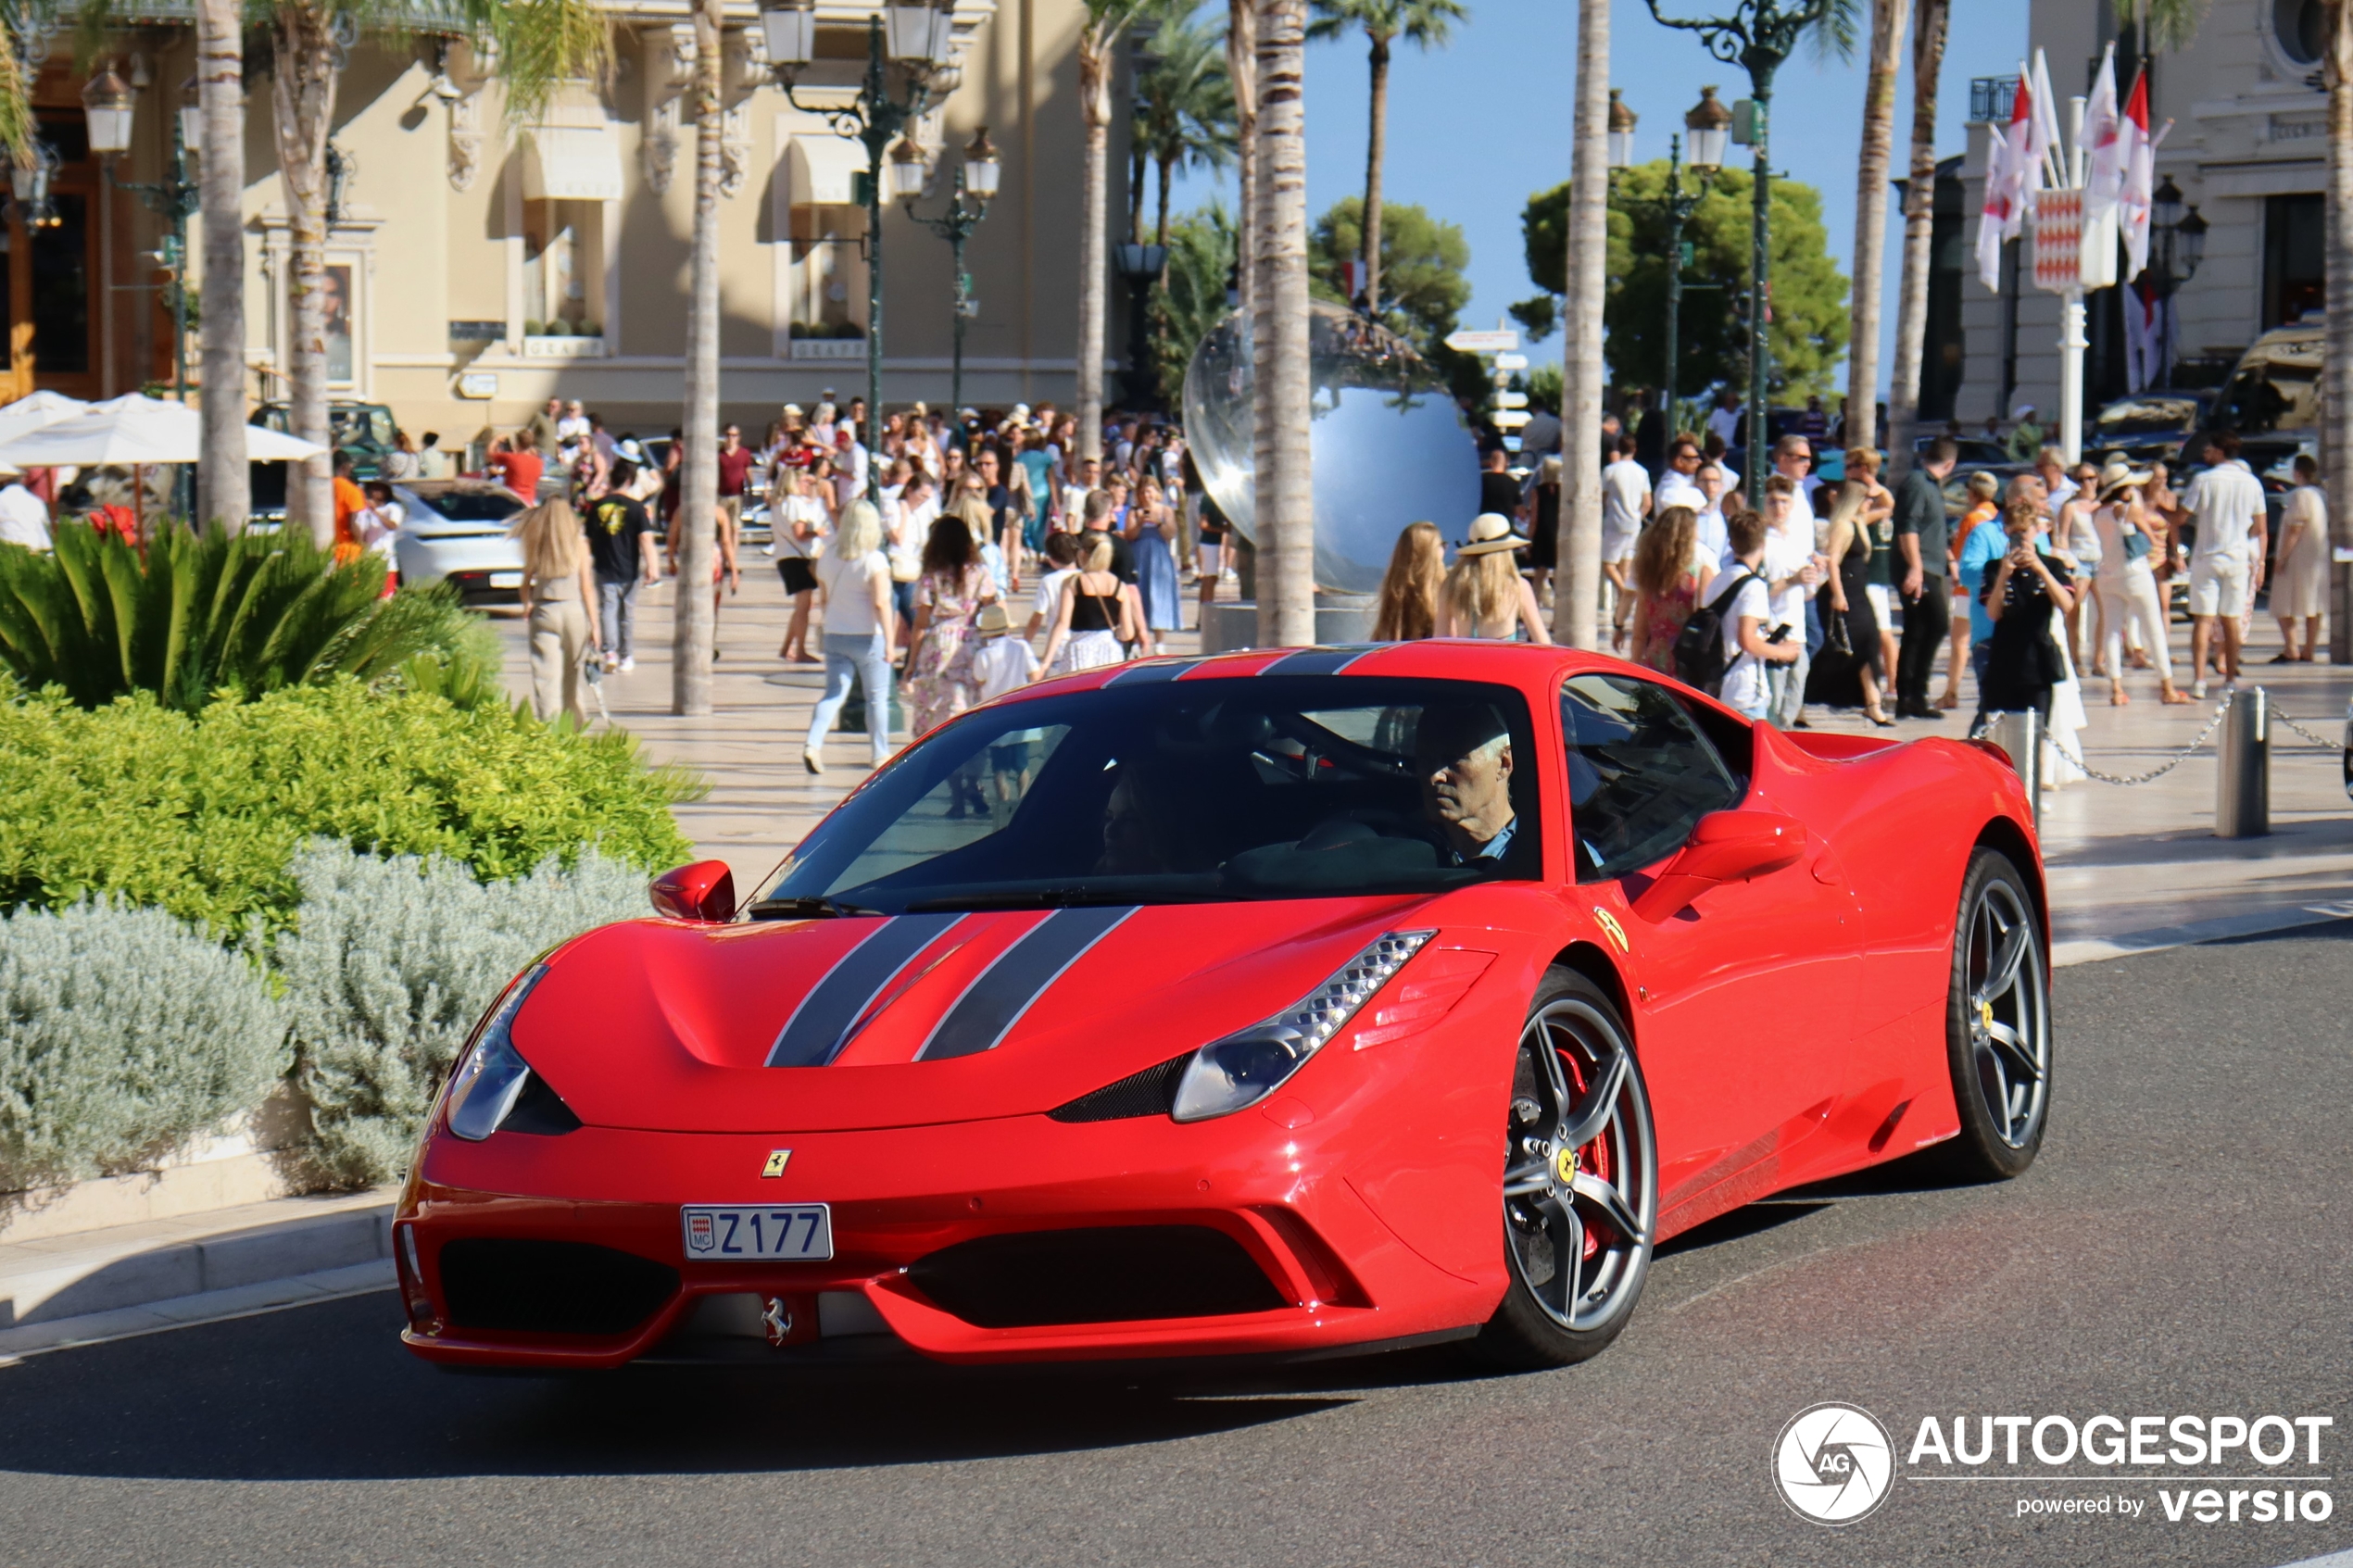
<box><xmin>1076</xmin><ymin>24</ymin><xmax>1113</xmax><ymax>461</ymax></box>
<box><xmin>1253</xmin><ymin>0</ymin><xmax>1314</xmax><ymax>647</ymax></box>
<box><xmin>1227</xmin><ymin>0</ymin><xmax>1256</xmax><ymax>329</ymax></box>
<box><xmin>1129</xmin><ymin>124</ymin><xmax>1148</xmax><ymax>245</ymax></box>
<box><xmin>1156</xmin><ymin>152</ymin><xmax>1175</xmax><ymax>247</ymax></box>
<box><xmin>672</xmin><ymin>0</ymin><xmax>722</xmax><ymax>715</ymax></box>
<box><xmin>1843</xmin><ymin>0</ymin><xmax>1907</xmax><ymax>453</ymax></box>
<box><xmin>2325</xmin><ymin>0</ymin><xmax>2353</xmax><ymax>662</ymax></box>
<box><xmin>1554</xmin><ymin>0</ymin><xmax>1608</xmax><ymax>648</ymax></box>
<box><xmin>270</xmin><ymin>3</ymin><xmax>337</xmax><ymax>547</ymax></box>
<box><xmin>1883</xmin><ymin>0</ymin><xmax>1948</xmax><ymax>481</ymax></box>
<box><xmin>1361</xmin><ymin>32</ymin><xmax>1390</xmax><ymax>311</ymax></box>
<box><xmin>195</xmin><ymin>0</ymin><xmax>248</xmax><ymax>532</ymax></box>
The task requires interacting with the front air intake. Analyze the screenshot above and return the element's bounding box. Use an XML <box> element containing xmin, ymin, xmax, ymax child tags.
<box><xmin>436</xmin><ymin>1238</ymin><xmax>678</xmax><ymax>1336</ymax></box>
<box><xmin>1047</xmin><ymin>1054</ymin><xmax>1191</xmax><ymax>1123</ymax></box>
<box><xmin>906</xmin><ymin>1225</ymin><xmax>1289</xmax><ymax>1328</ymax></box>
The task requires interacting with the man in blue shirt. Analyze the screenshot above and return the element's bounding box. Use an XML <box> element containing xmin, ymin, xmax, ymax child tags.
<box><xmin>1956</xmin><ymin>504</ymin><xmax>2013</xmax><ymax>696</ymax></box>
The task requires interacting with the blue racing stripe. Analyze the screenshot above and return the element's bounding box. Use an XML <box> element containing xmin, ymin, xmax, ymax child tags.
<box><xmin>1107</xmin><ymin>658</ymin><xmax>1204</xmax><ymax>684</ymax></box>
<box><xmin>916</xmin><ymin>906</ymin><xmax>1139</xmax><ymax>1060</ymax></box>
<box><xmin>1257</xmin><ymin>646</ymin><xmax>1379</xmax><ymax>676</ymax></box>
<box><xmin>765</xmin><ymin>913</ymin><xmax>963</xmax><ymax>1067</ymax></box>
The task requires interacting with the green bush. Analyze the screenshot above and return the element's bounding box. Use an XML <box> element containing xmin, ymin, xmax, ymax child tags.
<box><xmin>0</xmin><ymin>900</ymin><xmax>287</xmax><ymax>1194</ymax></box>
<box><xmin>278</xmin><ymin>842</ymin><xmax>651</xmax><ymax>1188</ymax></box>
<box><xmin>0</xmin><ymin>681</ymin><xmax>701</xmax><ymax>937</ymax></box>
<box><xmin>0</xmin><ymin>522</ymin><xmax>498</xmax><ymax>712</ymax></box>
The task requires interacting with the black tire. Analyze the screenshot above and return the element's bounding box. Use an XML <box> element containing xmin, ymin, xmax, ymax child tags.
<box><xmin>1940</xmin><ymin>847</ymin><xmax>2052</xmax><ymax>1180</ymax></box>
<box><xmin>1472</xmin><ymin>968</ymin><xmax>1657</xmax><ymax>1370</ymax></box>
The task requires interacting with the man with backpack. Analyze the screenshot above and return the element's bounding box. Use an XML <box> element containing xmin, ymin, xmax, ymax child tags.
<box><xmin>1671</xmin><ymin>507</ymin><xmax>1799</xmax><ymax>718</ymax></box>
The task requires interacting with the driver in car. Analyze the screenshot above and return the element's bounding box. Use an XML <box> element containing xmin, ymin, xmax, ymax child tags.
<box><xmin>1415</xmin><ymin>704</ymin><xmax>1517</xmax><ymax>866</ymax></box>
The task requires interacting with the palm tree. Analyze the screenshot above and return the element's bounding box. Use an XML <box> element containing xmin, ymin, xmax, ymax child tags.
<box><xmin>1842</xmin><ymin>0</ymin><xmax>1906</xmax><ymax>452</ymax></box>
<box><xmin>196</xmin><ymin>0</ymin><xmax>248</xmax><ymax>531</ymax></box>
<box><xmin>673</xmin><ymin>0</ymin><xmax>722</xmax><ymax>715</ymax></box>
<box><xmin>1307</xmin><ymin>0</ymin><xmax>1465</xmax><ymax>314</ymax></box>
<box><xmin>1254</xmin><ymin>0</ymin><xmax>1314</xmax><ymax>647</ymax></box>
<box><xmin>1882</xmin><ymin>0</ymin><xmax>1947</xmax><ymax>480</ymax></box>
<box><xmin>1227</xmin><ymin>0</ymin><xmax>1257</xmax><ymax>328</ymax></box>
<box><xmin>1553</xmin><ymin>0</ymin><xmax>1608</xmax><ymax>649</ymax></box>
<box><xmin>1135</xmin><ymin>14</ymin><xmax>1236</xmax><ymax>246</ymax></box>
<box><xmin>1077</xmin><ymin>0</ymin><xmax>1150</xmax><ymax>461</ymax></box>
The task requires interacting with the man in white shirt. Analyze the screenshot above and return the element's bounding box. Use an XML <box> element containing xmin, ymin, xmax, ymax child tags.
<box><xmin>1600</xmin><ymin>433</ymin><xmax>1652</xmax><ymax>648</ymax></box>
<box><xmin>1060</xmin><ymin>457</ymin><xmax>1101</xmax><ymax>532</ymax></box>
<box><xmin>2034</xmin><ymin>445</ymin><xmax>2077</xmax><ymax>514</ymax></box>
<box><xmin>0</xmin><ymin>469</ymin><xmax>53</xmax><ymax>550</ymax></box>
<box><xmin>1716</xmin><ymin>505</ymin><xmax>1800</xmax><ymax>721</ymax></box>
<box><xmin>1655</xmin><ymin>434</ymin><xmax>1705</xmax><ymax>514</ymax></box>
<box><xmin>1692</xmin><ymin>461</ymin><xmax>1731</xmax><ymax>565</ymax></box>
<box><xmin>1759</xmin><ymin>474</ymin><xmax>1820</xmax><ymax>728</ymax></box>
<box><xmin>1705</xmin><ymin>389</ymin><xmax>1743</xmax><ymax>453</ymax></box>
<box><xmin>2180</xmin><ymin>430</ymin><xmax>2267</xmax><ymax>694</ymax></box>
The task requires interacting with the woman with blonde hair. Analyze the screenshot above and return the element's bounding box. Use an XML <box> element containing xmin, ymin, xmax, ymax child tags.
<box><xmin>1038</xmin><ymin>533</ymin><xmax>1138</xmax><ymax>675</ymax></box>
<box><xmin>1816</xmin><ymin>480</ymin><xmax>1894</xmax><ymax>724</ymax></box>
<box><xmin>1372</xmin><ymin>521</ymin><xmax>1445</xmax><ymax>640</ymax></box>
<box><xmin>1437</xmin><ymin>513</ymin><xmax>1553</xmax><ymax>643</ymax></box>
<box><xmin>512</xmin><ymin>498</ymin><xmax>602</xmax><ymax>728</ymax></box>
<box><xmin>1629</xmin><ymin>504</ymin><xmax>1715</xmax><ymax>672</ymax></box>
<box><xmin>802</xmin><ymin>499</ymin><xmax>897</xmax><ymax>774</ymax></box>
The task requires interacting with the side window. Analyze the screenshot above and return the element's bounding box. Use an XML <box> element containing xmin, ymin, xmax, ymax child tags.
<box><xmin>1560</xmin><ymin>673</ymin><xmax>1743</xmax><ymax>883</ymax></box>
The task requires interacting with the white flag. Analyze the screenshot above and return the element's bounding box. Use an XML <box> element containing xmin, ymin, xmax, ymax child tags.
<box><xmin>2024</xmin><ymin>52</ymin><xmax>2057</xmax><ymax>193</ymax></box>
<box><xmin>2119</xmin><ymin>69</ymin><xmax>2155</xmax><ymax>279</ymax></box>
<box><xmin>1976</xmin><ymin>70</ymin><xmax>2034</xmax><ymax>293</ymax></box>
<box><xmin>2081</xmin><ymin>46</ymin><xmax>2125</xmax><ymax>223</ymax></box>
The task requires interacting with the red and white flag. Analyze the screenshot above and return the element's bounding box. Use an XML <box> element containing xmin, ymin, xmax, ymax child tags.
<box><xmin>2082</xmin><ymin>46</ymin><xmax>2125</xmax><ymax>224</ymax></box>
<box><xmin>1976</xmin><ymin>69</ymin><xmax>2036</xmax><ymax>291</ymax></box>
<box><xmin>2118</xmin><ymin>69</ymin><xmax>2155</xmax><ymax>279</ymax></box>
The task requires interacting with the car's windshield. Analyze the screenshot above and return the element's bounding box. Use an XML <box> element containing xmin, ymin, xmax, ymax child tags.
<box><xmin>2216</xmin><ymin>344</ymin><xmax>2321</xmax><ymax>435</ymax></box>
<box><xmin>753</xmin><ymin>676</ymin><xmax>1542</xmax><ymax>915</ymax></box>
<box><xmin>2095</xmin><ymin>396</ymin><xmax>2200</xmax><ymax>435</ymax></box>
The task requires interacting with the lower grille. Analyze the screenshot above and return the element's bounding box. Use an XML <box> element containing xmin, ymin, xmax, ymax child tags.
<box><xmin>907</xmin><ymin>1225</ymin><xmax>1290</xmax><ymax>1328</ymax></box>
<box><xmin>436</xmin><ymin>1238</ymin><xmax>679</xmax><ymax>1336</ymax></box>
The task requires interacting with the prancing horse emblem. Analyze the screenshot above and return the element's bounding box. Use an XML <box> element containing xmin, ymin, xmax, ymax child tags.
<box><xmin>761</xmin><ymin>1148</ymin><xmax>792</xmax><ymax>1178</ymax></box>
<box><xmin>1592</xmin><ymin>908</ymin><xmax>1630</xmax><ymax>955</ymax></box>
<box><xmin>761</xmin><ymin>1296</ymin><xmax>792</xmax><ymax>1346</ymax></box>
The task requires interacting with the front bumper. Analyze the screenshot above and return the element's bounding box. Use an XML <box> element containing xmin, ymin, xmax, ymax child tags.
<box><xmin>396</xmin><ymin>1103</ymin><xmax>1504</xmax><ymax>1371</ymax></box>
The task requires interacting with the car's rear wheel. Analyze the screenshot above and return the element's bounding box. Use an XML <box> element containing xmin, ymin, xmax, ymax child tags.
<box><xmin>1941</xmin><ymin>848</ymin><xmax>2051</xmax><ymax>1180</ymax></box>
<box><xmin>1474</xmin><ymin>969</ymin><xmax>1656</xmax><ymax>1369</ymax></box>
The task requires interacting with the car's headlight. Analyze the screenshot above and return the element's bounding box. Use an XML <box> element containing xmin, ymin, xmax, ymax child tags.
<box><xmin>443</xmin><ymin>965</ymin><xmax>550</xmax><ymax>1141</ymax></box>
<box><xmin>1172</xmin><ymin>931</ymin><xmax>1434</xmax><ymax>1123</ymax></box>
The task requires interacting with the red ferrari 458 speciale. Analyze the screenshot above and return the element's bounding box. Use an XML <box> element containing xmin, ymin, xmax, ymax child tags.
<box><xmin>396</xmin><ymin>641</ymin><xmax>2050</xmax><ymax>1373</ymax></box>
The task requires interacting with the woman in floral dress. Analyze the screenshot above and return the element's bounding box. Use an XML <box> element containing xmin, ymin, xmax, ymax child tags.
<box><xmin>902</xmin><ymin>513</ymin><xmax>1000</xmax><ymax>736</ymax></box>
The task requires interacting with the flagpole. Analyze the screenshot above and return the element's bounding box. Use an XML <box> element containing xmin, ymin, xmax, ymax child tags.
<box><xmin>2059</xmin><ymin>93</ymin><xmax>2088</xmax><ymax>466</ymax></box>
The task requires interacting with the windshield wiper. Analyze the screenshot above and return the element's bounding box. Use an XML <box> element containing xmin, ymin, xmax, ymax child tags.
<box><xmin>746</xmin><ymin>896</ymin><xmax>886</xmax><ymax>920</ymax></box>
<box><xmin>905</xmin><ymin>887</ymin><xmax>1123</xmax><ymax>912</ymax></box>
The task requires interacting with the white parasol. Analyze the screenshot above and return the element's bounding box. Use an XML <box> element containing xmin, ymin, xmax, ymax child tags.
<box><xmin>0</xmin><ymin>395</ymin><xmax>328</xmax><ymax>468</ymax></box>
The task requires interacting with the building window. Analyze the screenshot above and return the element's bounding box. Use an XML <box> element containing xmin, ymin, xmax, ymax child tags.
<box><xmin>2262</xmin><ymin>194</ymin><xmax>2323</xmax><ymax>330</ymax></box>
<box><xmin>788</xmin><ymin>202</ymin><xmax>866</xmax><ymax>339</ymax></box>
<box><xmin>2273</xmin><ymin>0</ymin><xmax>2325</xmax><ymax>65</ymax></box>
<box><xmin>522</xmin><ymin>200</ymin><xmax>604</xmax><ymax>336</ymax></box>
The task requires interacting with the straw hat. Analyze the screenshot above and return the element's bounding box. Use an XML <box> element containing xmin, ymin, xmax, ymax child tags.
<box><xmin>975</xmin><ymin>602</ymin><xmax>1012</xmax><ymax>634</ymax></box>
<box><xmin>2095</xmin><ymin>459</ymin><xmax>2151</xmax><ymax>501</ymax></box>
<box><xmin>1455</xmin><ymin>511</ymin><xmax>1530</xmax><ymax>557</ymax></box>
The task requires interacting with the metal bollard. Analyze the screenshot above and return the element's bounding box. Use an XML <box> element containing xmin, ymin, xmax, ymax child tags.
<box><xmin>1984</xmin><ymin>709</ymin><xmax>2043</xmax><ymax>827</ymax></box>
<box><xmin>2216</xmin><ymin>686</ymin><xmax>2269</xmax><ymax>838</ymax></box>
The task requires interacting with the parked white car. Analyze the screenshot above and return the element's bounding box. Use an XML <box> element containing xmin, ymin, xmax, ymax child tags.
<box><xmin>391</xmin><ymin>481</ymin><xmax>528</xmax><ymax>603</ymax></box>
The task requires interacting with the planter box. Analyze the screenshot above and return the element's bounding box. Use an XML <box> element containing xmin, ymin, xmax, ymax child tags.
<box><xmin>790</xmin><ymin>337</ymin><xmax>866</xmax><ymax>362</ymax></box>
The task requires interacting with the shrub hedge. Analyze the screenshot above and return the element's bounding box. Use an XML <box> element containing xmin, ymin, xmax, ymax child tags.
<box><xmin>0</xmin><ymin>680</ymin><xmax>701</xmax><ymax>937</ymax></box>
<box><xmin>277</xmin><ymin>842</ymin><xmax>651</xmax><ymax>1188</ymax></box>
<box><xmin>0</xmin><ymin>900</ymin><xmax>288</xmax><ymax>1193</ymax></box>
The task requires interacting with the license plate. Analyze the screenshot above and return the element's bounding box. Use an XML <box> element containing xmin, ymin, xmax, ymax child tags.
<box><xmin>488</xmin><ymin>571</ymin><xmax>523</xmax><ymax>587</ymax></box>
<box><xmin>680</xmin><ymin>1204</ymin><xmax>833</xmax><ymax>1261</ymax></box>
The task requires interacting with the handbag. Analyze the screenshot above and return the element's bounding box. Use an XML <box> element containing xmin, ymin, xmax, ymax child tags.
<box><xmin>1822</xmin><ymin>600</ymin><xmax>1854</xmax><ymax>659</ymax></box>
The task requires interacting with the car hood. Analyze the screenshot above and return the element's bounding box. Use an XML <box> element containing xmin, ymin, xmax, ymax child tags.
<box><xmin>512</xmin><ymin>897</ymin><xmax>1458</xmax><ymax>1133</ymax></box>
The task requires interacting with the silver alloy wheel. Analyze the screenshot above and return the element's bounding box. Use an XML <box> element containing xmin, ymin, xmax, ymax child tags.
<box><xmin>1503</xmin><ymin>998</ymin><xmax>1655</xmax><ymax>1334</ymax></box>
<box><xmin>1965</xmin><ymin>878</ymin><xmax>2050</xmax><ymax>1148</ymax></box>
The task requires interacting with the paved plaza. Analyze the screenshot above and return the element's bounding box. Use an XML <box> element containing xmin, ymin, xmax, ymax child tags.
<box><xmin>493</xmin><ymin>567</ymin><xmax>2353</xmax><ymax>959</ymax></box>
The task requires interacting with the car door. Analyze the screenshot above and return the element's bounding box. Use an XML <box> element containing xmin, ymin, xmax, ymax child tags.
<box><xmin>1554</xmin><ymin>672</ymin><xmax>1855</xmax><ymax>1215</ymax></box>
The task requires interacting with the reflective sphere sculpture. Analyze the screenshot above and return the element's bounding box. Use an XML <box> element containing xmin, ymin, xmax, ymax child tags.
<box><xmin>1181</xmin><ymin>301</ymin><xmax>1482</xmax><ymax>596</ymax></box>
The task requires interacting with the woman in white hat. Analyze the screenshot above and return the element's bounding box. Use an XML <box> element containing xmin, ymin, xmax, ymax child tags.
<box><xmin>1436</xmin><ymin>513</ymin><xmax>1553</xmax><ymax>644</ymax></box>
<box><xmin>2091</xmin><ymin>460</ymin><xmax>2187</xmax><ymax>706</ymax></box>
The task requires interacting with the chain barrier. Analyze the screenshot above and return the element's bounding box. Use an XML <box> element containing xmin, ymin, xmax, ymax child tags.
<box><xmin>2036</xmin><ymin>689</ymin><xmax>2237</xmax><ymax>786</ymax></box>
<box><xmin>2267</xmin><ymin>707</ymin><xmax>2344</xmax><ymax>751</ymax></box>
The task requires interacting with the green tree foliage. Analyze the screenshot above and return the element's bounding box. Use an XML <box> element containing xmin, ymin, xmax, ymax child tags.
<box><xmin>1311</xmin><ymin>195</ymin><xmax>1470</xmax><ymax>356</ymax></box>
<box><xmin>1521</xmin><ymin>163</ymin><xmax>1850</xmax><ymax>401</ymax></box>
<box><xmin>1133</xmin><ymin>11</ymin><xmax>1237</xmax><ymax>244</ymax></box>
<box><xmin>0</xmin><ymin>681</ymin><xmax>700</xmax><ymax>937</ymax></box>
<box><xmin>0</xmin><ymin>523</ymin><xmax>498</xmax><ymax>712</ymax></box>
<box><xmin>1151</xmin><ymin>203</ymin><xmax>1239</xmax><ymax>410</ymax></box>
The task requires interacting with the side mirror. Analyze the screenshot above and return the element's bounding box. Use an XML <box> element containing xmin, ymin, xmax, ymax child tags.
<box><xmin>649</xmin><ymin>859</ymin><xmax>737</xmax><ymax>922</ymax></box>
<box><xmin>1629</xmin><ymin>809</ymin><xmax>1804</xmax><ymax>923</ymax></box>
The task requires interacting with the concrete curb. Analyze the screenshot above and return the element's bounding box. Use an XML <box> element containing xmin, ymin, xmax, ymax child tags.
<box><xmin>0</xmin><ymin>1259</ymin><xmax>394</xmax><ymax>1363</ymax></box>
<box><xmin>2054</xmin><ymin>899</ymin><xmax>2353</xmax><ymax>967</ymax></box>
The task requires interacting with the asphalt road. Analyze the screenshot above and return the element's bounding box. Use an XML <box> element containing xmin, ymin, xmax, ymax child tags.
<box><xmin>4</xmin><ymin>925</ymin><xmax>2350</xmax><ymax>1568</ymax></box>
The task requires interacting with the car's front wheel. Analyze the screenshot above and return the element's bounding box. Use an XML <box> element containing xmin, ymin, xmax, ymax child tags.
<box><xmin>1475</xmin><ymin>969</ymin><xmax>1657</xmax><ymax>1369</ymax></box>
<box><xmin>1940</xmin><ymin>847</ymin><xmax>2052</xmax><ymax>1180</ymax></box>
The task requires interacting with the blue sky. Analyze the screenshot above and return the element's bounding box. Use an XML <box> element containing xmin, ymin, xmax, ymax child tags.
<box><xmin>1167</xmin><ymin>0</ymin><xmax>2036</xmax><ymax>396</ymax></box>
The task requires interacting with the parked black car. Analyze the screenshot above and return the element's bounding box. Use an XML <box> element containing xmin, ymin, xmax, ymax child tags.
<box><xmin>246</xmin><ymin>401</ymin><xmax>399</xmax><ymax>525</ymax></box>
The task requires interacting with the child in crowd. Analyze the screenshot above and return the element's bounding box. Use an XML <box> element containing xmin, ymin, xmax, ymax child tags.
<box><xmin>966</xmin><ymin>603</ymin><xmax>1039</xmax><ymax>824</ymax></box>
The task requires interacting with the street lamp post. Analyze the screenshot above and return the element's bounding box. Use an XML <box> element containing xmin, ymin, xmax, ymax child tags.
<box><xmin>1606</xmin><ymin>89</ymin><xmax>1728</xmax><ymax>431</ymax></box>
<box><xmin>1645</xmin><ymin>0</ymin><xmax>1837</xmax><ymax>507</ymax></box>
<box><xmin>900</xmin><ymin>127</ymin><xmax>1000</xmax><ymax>416</ymax></box>
<box><xmin>767</xmin><ymin>0</ymin><xmax>962</xmax><ymax>501</ymax></box>
<box><xmin>2145</xmin><ymin>175</ymin><xmax>2206</xmax><ymax>387</ymax></box>
<box><xmin>1111</xmin><ymin>241</ymin><xmax>1166</xmax><ymax>412</ymax></box>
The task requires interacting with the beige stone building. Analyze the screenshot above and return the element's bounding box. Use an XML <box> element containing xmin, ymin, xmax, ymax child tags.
<box><xmin>14</xmin><ymin>0</ymin><xmax>1114</xmax><ymax>446</ymax></box>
